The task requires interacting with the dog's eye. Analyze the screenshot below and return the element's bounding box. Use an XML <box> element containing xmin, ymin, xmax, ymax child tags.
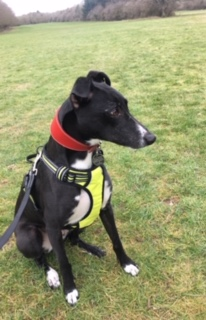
<box><xmin>110</xmin><ymin>107</ymin><xmax>121</xmax><ymax>117</ymax></box>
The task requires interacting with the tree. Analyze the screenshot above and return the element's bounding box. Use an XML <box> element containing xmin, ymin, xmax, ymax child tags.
<box><xmin>0</xmin><ymin>0</ymin><xmax>18</xmax><ymax>29</ymax></box>
<box><xmin>17</xmin><ymin>0</ymin><xmax>177</xmax><ymax>25</ymax></box>
<box><xmin>83</xmin><ymin>0</ymin><xmax>108</xmax><ymax>19</ymax></box>
<box><xmin>155</xmin><ymin>0</ymin><xmax>176</xmax><ymax>17</ymax></box>
<box><xmin>176</xmin><ymin>0</ymin><xmax>206</xmax><ymax>10</ymax></box>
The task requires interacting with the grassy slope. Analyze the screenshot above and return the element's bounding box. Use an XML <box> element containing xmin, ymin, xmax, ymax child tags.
<box><xmin>0</xmin><ymin>12</ymin><xmax>206</xmax><ymax>320</ymax></box>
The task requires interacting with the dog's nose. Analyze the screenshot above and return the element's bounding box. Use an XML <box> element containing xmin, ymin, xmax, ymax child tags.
<box><xmin>144</xmin><ymin>132</ymin><xmax>156</xmax><ymax>145</ymax></box>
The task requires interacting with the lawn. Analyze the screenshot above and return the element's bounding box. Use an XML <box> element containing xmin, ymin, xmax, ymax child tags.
<box><xmin>0</xmin><ymin>11</ymin><xmax>206</xmax><ymax>320</ymax></box>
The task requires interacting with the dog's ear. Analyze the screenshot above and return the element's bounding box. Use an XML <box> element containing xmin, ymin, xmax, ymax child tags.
<box><xmin>87</xmin><ymin>70</ymin><xmax>111</xmax><ymax>86</ymax></box>
<box><xmin>71</xmin><ymin>77</ymin><xmax>93</xmax><ymax>109</ymax></box>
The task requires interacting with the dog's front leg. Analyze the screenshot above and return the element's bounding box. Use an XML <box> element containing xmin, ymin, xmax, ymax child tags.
<box><xmin>46</xmin><ymin>227</ymin><xmax>79</xmax><ymax>305</ymax></box>
<box><xmin>100</xmin><ymin>203</ymin><xmax>139</xmax><ymax>276</ymax></box>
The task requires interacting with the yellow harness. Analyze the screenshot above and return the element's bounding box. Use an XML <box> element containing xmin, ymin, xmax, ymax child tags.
<box><xmin>76</xmin><ymin>166</ymin><xmax>104</xmax><ymax>229</ymax></box>
<box><xmin>41</xmin><ymin>152</ymin><xmax>105</xmax><ymax>229</ymax></box>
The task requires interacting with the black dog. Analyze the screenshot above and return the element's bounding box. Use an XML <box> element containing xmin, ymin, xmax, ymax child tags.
<box><xmin>15</xmin><ymin>71</ymin><xmax>156</xmax><ymax>305</ymax></box>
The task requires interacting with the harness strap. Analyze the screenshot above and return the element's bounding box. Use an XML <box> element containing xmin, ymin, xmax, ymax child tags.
<box><xmin>41</xmin><ymin>152</ymin><xmax>90</xmax><ymax>185</ymax></box>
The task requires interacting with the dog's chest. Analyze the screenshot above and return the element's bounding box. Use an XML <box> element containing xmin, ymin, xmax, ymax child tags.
<box><xmin>68</xmin><ymin>179</ymin><xmax>111</xmax><ymax>226</ymax></box>
<box><xmin>66</xmin><ymin>153</ymin><xmax>112</xmax><ymax>227</ymax></box>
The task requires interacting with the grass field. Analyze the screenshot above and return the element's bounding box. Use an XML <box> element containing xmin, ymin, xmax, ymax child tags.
<box><xmin>0</xmin><ymin>11</ymin><xmax>206</xmax><ymax>320</ymax></box>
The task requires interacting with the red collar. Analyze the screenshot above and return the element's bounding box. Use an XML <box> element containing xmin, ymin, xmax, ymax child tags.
<box><xmin>50</xmin><ymin>110</ymin><xmax>99</xmax><ymax>152</ymax></box>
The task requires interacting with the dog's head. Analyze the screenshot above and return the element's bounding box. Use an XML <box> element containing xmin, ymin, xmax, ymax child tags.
<box><xmin>66</xmin><ymin>70</ymin><xmax>156</xmax><ymax>149</ymax></box>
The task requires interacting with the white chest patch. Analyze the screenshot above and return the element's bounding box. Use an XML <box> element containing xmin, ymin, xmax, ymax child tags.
<box><xmin>67</xmin><ymin>179</ymin><xmax>112</xmax><ymax>225</ymax></box>
<box><xmin>68</xmin><ymin>191</ymin><xmax>90</xmax><ymax>225</ymax></box>
<box><xmin>72</xmin><ymin>152</ymin><xmax>93</xmax><ymax>170</ymax></box>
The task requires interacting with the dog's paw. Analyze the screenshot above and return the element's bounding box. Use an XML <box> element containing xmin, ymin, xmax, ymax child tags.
<box><xmin>124</xmin><ymin>264</ymin><xmax>140</xmax><ymax>276</ymax></box>
<box><xmin>46</xmin><ymin>267</ymin><xmax>61</xmax><ymax>289</ymax></box>
<box><xmin>66</xmin><ymin>289</ymin><xmax>79</xmax><ymax>306</ymax></box>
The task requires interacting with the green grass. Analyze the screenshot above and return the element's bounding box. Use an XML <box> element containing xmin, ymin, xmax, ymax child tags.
<box><xmin>0</xmin><ymin>11</ymin><xmax>206</xmax><ymax>319</ymax></box>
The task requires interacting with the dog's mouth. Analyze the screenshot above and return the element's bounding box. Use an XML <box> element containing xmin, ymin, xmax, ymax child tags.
<box><xmin>119</xmin><ymin>131</ymin><xmax>156</xmax><ymax>150</ymax></box>
<box><xmin>98</xmin><ymin>131</ymin><xmax>156</xmax><ymax>150</ymax></box>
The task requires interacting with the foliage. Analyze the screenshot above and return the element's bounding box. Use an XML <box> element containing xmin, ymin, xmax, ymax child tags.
<box><xmin>83</xmin><ymin>0</ymin><xmax>109</xmax><ymax>19</ymax></box>
<box><xmin>0</xmin><ymin>11</ymin><xmax>206</xmax><ymax>319</ymax></box>
<box><xmin>18</xmin><ymin>6</ymin><xmax>82</xmax><ymax>25</ymax></box>
<box><xmin>84</xmin><ymin>0</ymin><xmax>176</xmax><ymax>20</ymax></box>
<box><xmin>87</xmin><ymin>0</ymin><xmax>176</xmax><ymax>21</ymax></box>
<box><xmin>177</xmin><ymin>0</ymin><xmax>206</xmax><ymax>10</ymax></box>
<box><xmin>2</xmin><ymin>0</ymin><xmax>206</xmax><ymax>27</ymax></box>
<box><xmin>17</xmin><ymin>0</ymin><xmax>176</xmax><ymax>25</ymax></box>
<box><xmin>0</xmin><ymin>0</ymin><xmax>18</xmax><ymax>29</ymax></box>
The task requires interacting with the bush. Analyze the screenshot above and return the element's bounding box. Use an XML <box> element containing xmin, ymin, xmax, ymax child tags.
<box><xmin>0</xmin><ymin>0</ymin><xmax>18</xmax><ymax>29</ymax></box>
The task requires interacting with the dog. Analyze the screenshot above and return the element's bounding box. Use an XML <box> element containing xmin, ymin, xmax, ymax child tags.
<box><xmin>14</xmin><ymin>71</ymin><xmax>156</xmax><ymax>306</ymax></box>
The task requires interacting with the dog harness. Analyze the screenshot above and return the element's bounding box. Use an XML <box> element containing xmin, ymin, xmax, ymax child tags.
<box><xmin>41</xmin><ymin>152</ymin><xmax>105</xmax><ymax>229</ymax></box>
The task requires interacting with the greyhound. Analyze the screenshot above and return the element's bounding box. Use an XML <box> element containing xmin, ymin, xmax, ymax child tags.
<box><xmin>14</xmin><ymin>71</ymin><xmax>156</xmax><ymax>305</ymax></box>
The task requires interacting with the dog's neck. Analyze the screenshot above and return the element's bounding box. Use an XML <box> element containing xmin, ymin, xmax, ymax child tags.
<box><xmin>45</xmin><ymin>105</ymin><xmax>100</xmax><ymax>170</ymax></box>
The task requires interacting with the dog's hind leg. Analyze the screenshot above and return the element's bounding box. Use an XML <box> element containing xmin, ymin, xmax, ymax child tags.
<box><xmin>15</xmin><ymin>223</ymin><xmax>43</xmax><ymax>259</ymax></box>
<box><xmin>15</xmin><ymin>224</ymin><xmax>60</xmax><ymax>289</ymax></box>
<box><xmin>68</xmin><ymin>229</ymin><xmax>106</xmax><ymax>258</ymax></box>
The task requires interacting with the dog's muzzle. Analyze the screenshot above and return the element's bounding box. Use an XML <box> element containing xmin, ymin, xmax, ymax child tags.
<box><xmin>144</xmin><ymin>132</ymin><xmax>156</xmax><ymax>146</ymax></box>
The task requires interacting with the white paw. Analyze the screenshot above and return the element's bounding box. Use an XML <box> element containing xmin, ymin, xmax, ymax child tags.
<box><xmin>66</xmin><ymin>289</ymin><xmax>79</xmax><ymax>306</ymax></box>
<box><xmin>46</xmin><ymin>267</ymin><xmax>61</xmax><ymax>288</ymax></box>
<box><xmin>124</xmin><ymin>264</ymin><xmax>140</xmax><ymax>276</ymax></box>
